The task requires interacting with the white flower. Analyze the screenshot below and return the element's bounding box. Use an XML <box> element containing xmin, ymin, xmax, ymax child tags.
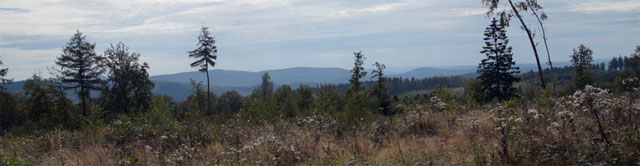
<box><xmin>514</xmin><ymin>118</ymin><xmax>523</xmax><ymax>123</ymax></box>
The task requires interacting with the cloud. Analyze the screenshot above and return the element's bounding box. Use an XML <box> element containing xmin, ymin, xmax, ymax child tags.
<box><xmin>0</xmin><ymin>0</ymin><xmax>638</xmax><ymax>80</ymax></box>
<box><xmin>569</xmin><ymin>0</ymin><xmax>640</xmax><ymax>13</ymax></box>
<box><xmin>0</xmin><ymin>47</ymin><xmax>59</xmax><ymax>79</ymax></box>
<box><xmin>0</xmin><ymin>8</ymin><xmax>31</xmax><ymax>14</ymax></box>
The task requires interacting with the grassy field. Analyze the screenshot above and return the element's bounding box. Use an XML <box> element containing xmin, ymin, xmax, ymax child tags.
<box><xmin>1</xmin><ymin>85</ymin><xmax>639</xmax><ymax>165</ymax></box>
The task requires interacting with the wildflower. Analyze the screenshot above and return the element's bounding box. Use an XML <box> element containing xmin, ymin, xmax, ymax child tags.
<box><xmin>514</xmin><ymin>118</ymin><xmax>523</xmax><ymax>123</ymax></box>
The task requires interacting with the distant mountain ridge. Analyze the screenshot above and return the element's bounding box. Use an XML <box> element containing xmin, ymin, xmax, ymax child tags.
<box><xmin>150</xmin><ymin>67</ymin><xmax>351</xmax><ymax>87</ymax></box>
<box><xmin>4</xmin><ymin>59</ymin><xmax>612</xmax><ymax>101</ymax></box>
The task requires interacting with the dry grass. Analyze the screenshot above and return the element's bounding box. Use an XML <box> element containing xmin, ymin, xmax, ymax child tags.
<box><xmin>1</xmin><ymin>87</ymin><xmax>639</xmax><ymax>165</ymax></box>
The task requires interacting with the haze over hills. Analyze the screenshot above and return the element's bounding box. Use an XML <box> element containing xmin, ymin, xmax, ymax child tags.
<box><xmin>4</xmin><ymin>59</ymin><xmax>610</xmax><ymax>101</ymax></box>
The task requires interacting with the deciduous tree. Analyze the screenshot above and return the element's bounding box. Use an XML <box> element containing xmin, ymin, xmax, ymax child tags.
<box><xmin>571</xmin><ymin>44</ymin><xmax>594</xmax><ymax>89</ymax></box>
<box><xmin>103</xmin><ymin>42</ymin><xmax>154</xmax><ymax>118</ymax></box>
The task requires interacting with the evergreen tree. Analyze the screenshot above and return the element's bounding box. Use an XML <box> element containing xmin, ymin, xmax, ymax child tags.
<box><xmin>253</xmin><ymin>72</ymin><xmax>274</xmax><ymax>99</ymax></box>
<box><xmin>609</xmin><ymin>57</ymin><xmax>619</xmax><ymax>71</ymax></box>
<box><xmin>478</xmin><ymin>18</ymin><xmax>520</xmax><ymax>101</ymax></box>
<box><xmin>343</xmin><ymin>51</ymin><xmax>370</xmax><ymax>126</ymax></box>
<box><xmin>296</xmin><ymin>85</ymin><xmax>313</xmax><ymax>113</ymax></box>
<box><xmin>313</xmin><ymin>85</ymin><xmax>344</xmax><ymax>114</ymax></box>
<box><xmin>571</xmin><ymin>44</ymin><xmax>594</xmax><ymax>89</ymax></box>
<box><xmin>274</xmin><ymin>85</ymin><xmax>297</xmax><ymax>118</ymax></box>
<box><xmin>627</xmin><ymin>45</ymin><xmax>640</xmax><ymax>75</ymax></box>
<box><xmin>56</xmin><ymin>30</ymin><xmax>105</xmax><ymax>117</ymax></box>
<box><xmin>371</xmin><ymin>62</ymin><xmax>391</xmax><ymax>116</ymax></box>
<box><xmin>618</xmin><ymin>56</ymin><xmax>625</xmax><ymax>70</ymax></box>
<box><xmin>188</xmin><ymin>26</ymin><xmax>218</xmax><ymax>113</ymax></box>
<box><xmin>103</xmin><ymin>42</ymin><xmax>154</xmax><ymax>118</ymax></box>
<box><xmin>0</xmin><ymin>58</ymin><xmax>11</xmax><ymax>90</ymax></box>
<box><xmin>482</xmin><ymin>0</ymin><xmax>547</xmax><ymax>88</ymax></box>
<box><xmin>347</xmin><ymin>51</ymin><xmax>367</xmax><ymax>96</ymax></box>
<box><xmin>22</xmin><ymin>75</ymin><xmax>74</xmax><ymax>129</ymax></box>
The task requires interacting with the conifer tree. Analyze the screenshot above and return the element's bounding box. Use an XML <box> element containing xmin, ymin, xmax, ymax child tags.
<box><xmin>347</xmin><ymin>51</ymin><xmax>367</xmax><ymax>96</ymax></box>
<box><xmin>371</xmin><ymin>62</ymin><xmax>391</xmax><ymax>116</ymax></box>
<box><xmin>478</xmin><ymin>18</ymin><xmax>520</xmax><ymax>101</ymax></box>
<box><xmin>482</xmin><ymin>0</ymin><xmax>547</xmax><ymax>88</ymax></box>
<box><xmin>343</xmin><ymin>51</ymin><xmax>370</xmax><ymax>126</ymax></box>
<box><xmin>56</xmin><ymin>30</ymin><xmax>105</xmax><ymax>116</ymax></box>
<box><xmin>188</xmin><ymin>26</ymin><xmax>218</xmax><ymax>113</ymax></box>
<box><xmin>253</xmin><ymin>72</ymin><xmax>274</xmax><ymax>99</ymax></box>
<box><xmin>0</xmin><ymin>58</ymin><xmax>10</xmax><ymax>90</ymax></box>
<box><xmin>609</xmin><ymin>57</ymin><xmax>619</xmax><ymax>71</ymax></box>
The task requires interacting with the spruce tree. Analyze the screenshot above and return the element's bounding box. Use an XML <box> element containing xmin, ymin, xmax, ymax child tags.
<box><xmin>343</xmin><ymin>51</ymin><xmax>369</xmax><ymax>126</ymax></box>
<box><xmin>478</xmin><ymin>18</ymin><xmax>520</xmax><ymax>101</ymax></box>
<box><xmin>188</xmin><ymin>26</ymin><xmax>218</xmax><ymax>113</ymax></box>
<box><xmin>371</xmin><ymin>62</ymin><xmax>391</xmax><ymax>116</ymax></box>
<box><xmin>482</xmin><ymin>0</ymin><xmax>547</xmax><ymax>88</ymax></box>
<box><xmin>0</xmin><ymin>58</ymin><xmax>10</xmax><ymax>90</ymax></box>
<box><xmin>253</xmin><ymin>72</ymin><xmax>274</xmax><ymax>99</ymax></box>
<box><xmin>56</xmin><ymin>30</ymin><xmax>105</xmax><ymax>116</ymax></box>
<box><xmin>347</xmin><ymin>51</ymin><xmax>367</xmax><ymax>96</ymax></box>
<box><xmin>609</xmin><ymin>57</ymin><xmax>619</xmax><ymax>71</ymax></box>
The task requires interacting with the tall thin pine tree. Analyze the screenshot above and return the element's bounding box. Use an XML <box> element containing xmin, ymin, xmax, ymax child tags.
<box><xmin>188</xmin><ymin>26</ymin><xmax>218</xmax><ymax>113</ymax></box>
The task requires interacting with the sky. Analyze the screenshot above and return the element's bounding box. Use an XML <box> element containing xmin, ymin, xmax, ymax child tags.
<box><xmin>1</xmin><ymin>0</ymin><xmax>639</xmax><ymax>80</ymax></box>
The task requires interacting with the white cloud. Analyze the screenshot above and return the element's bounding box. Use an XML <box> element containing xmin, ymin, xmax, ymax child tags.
<box><xmin>569</xmin><ymin>0</ymin><xmax>640</xmax><ymax>13</ymax></box>
<box><xmin>0</xmin><ymin>47</ymin><xmax>59</xmax><ymax>80</ymax></box>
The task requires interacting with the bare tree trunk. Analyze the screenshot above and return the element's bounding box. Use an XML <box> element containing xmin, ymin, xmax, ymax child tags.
<box><xmin>508</xmin><ymin>0</ymin><xmax>546</xmax><ymax>88</ymax></box>
<box><xmin>206</xmin><ymin>69</ymin><xmax>211</xmax><ymax>114</ymax></box>
<box><xmin>80</xmin><ymin>81</ymin><xmax>87</xmax><ymax>117</ymax></box>
<box><xmin>530</xmin><ymin>3</ymin><xmax>556</xmax><ymax>93</ymax></box>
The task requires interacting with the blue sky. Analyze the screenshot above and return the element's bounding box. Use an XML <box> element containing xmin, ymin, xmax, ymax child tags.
<box><xmin>1</xmin><ymin>0</ymin><xmax>639</xmax><ymax>80</ymax></box>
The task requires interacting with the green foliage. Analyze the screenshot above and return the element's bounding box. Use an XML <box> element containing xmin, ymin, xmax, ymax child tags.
<box><xmin>0</xmin><ymin>91</ymin><xmax>21</xmax><ymax>132</ymax></box>
<box><xmin>370</xmin><ymin>62</ymin><xmax>392</xmax><ymax>116</ymax></box>
<box><xmin>179</xmin><ymin>79</ymin><xmax>217</xmax><ymax>117</ymax></box>
<box><xmin>216</xmin><ymin>90</ymin><xmax>246</xmax><ymax>118</ymax></box>
<box><xmin>243</xmin><ymin>97</ymin><xmax>277</xmax><ymax>123</ymax></box>
<box><xmin>296</xmin><ymin>85</ymin><xmax>314</xmax><ymax>115</ymax></box>
<box><xmin>464</xmin><ymin>79</ymin><xmax>487</xmax><ymax>105</ymax></box>
<box><xmin>21</xmin><ymin>75</ymin><xmax>75</xmax><ymax>130</ymax></box>
<box><xmin>478</xmin><ymin>18</ymin><xmax>520</xmax><ymax>101</ymax></box>
<box><xmin>347</xmin><ymin>51</ymin><xmax>367</xmax><ymax>96</ymax></box>
<box><xmin>102</xmin><ymin>42</ymin><xmax>154</xmax><ymax>120</ymax></box>
<box><xmin>273</xmin><ymin>85</ymin><xmax>298</xmax><ymax>118</ymax></box>
<box><xmin>571</xmin><ymin>44</ymin><xmax>594</xmax><ymax>89</ymax></box>
<box><xmin>313</xmin><ymin>85</ymin><xmax>344</xmax><ymax>115</ymax></box>
<box><xmin>56</xmin><ymin>30</ymin><xmax>105</xmax><ymax>117</ymax></box>
<box><xmin>188</xmin><ymin>26</ymin><xmax>218</xmax><ymax>114</ymax></box>
<box><xmin>252</xmin><ymin>72</ymin><xmax>274</xmax><ymax>99</ymax></box>
<box><xmin>0</xmin><ymin>58</ymin><xmax>11</xmax><ymax>90</ymax></box>
<box><xmin>342</xmin><ymin>51</ymin><xmax>372</xmax><ymax>127</ymax></box>
<box><xmin>342</xmin><ymin>91</ymin><xmax>371</xmax><ymax>127</ymax></box>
